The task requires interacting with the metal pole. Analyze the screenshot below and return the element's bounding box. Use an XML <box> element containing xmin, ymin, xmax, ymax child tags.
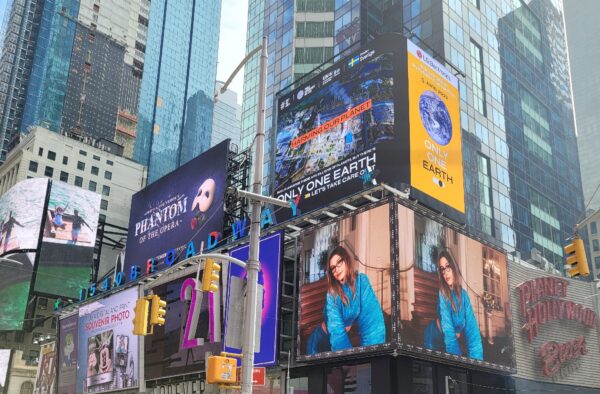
<box><xmin>241</xmin><ymin>35</ymin><xmax>268</xmax><ymax>394</ymax></box>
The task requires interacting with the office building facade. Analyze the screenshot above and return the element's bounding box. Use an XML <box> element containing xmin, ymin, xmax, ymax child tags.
<box><xmin>212</xmin><ymin>81</ymin><xmax>242</xmax><ymax>148</ymax></box>
<box><xmin>134</xmin><ymin>0</ymin><xmax>222</xmax><ymax>183</ymax></box>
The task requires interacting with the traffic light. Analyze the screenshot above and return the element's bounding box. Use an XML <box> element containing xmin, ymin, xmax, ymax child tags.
<box><xmin>133</xmin><ymin>297</ymin><xmax>149</xmax><ymax>336</ymax></box>
<box><xmin>564</xmin><ymin>236</ymin><xmax>590</xmax><ymax>277</ymax></box>
<box><xmin>149</xmin><ymin>295</ymin><xmax>167</xmax><ymax>328</ymax></box>
<box><xmin>202</xmin><ymin>259</ymin><xmax>221</xmax><ymax>293</ymax></box>
<box><xmin>207</xmin><ymin>355</ymin><xmax>237</xmax><ymax>384</ymax></box>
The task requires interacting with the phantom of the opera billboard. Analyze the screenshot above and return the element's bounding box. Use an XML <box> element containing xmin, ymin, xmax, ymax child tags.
<box><xmin>35</xmin><ymin>180</ymin><xmax>101</xmax><ymax>299</ymax></box>
<box><xmin>77</xmin><ymin>287</ymin><xmax>139</xmax><ymax>393</ymax></box>
<box><xmin>396</xmin><ymin>203</ymin><xmax>514</xmax><ymax>369</ymax></box>
<box><xmin>274</xmin><ymin>34</ymin><xmax>464</xmax><ymax>223</ymax></box>
<box><xmin>297</xmin><ymin>203</ymin><xmax>393</xmax><ymax>361</ymax></box>
<box><xmin>124</xmin><ymin>140</ymin><xmax>229</xmax><ymax>277</ymax></box>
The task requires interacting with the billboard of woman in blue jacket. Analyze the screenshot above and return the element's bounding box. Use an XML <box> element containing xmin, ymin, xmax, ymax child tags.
<box><xmin>423</xmin><ymin>249</ymin><xmax>483</xmax><ymax>360</ymax></box>
<box><xmin>307</xmin><ymin>245</ymin><xmax>386</xmax><ymax>354</ymax></box>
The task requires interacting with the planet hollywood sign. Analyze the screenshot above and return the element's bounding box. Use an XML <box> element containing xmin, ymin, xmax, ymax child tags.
<box><xmin>517</xmin><ymin>276</ymin><xmax>598</xmax><ymax>379</ymax></box>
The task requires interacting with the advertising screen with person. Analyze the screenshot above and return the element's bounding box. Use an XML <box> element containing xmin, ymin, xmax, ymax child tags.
<box><xmin>297</xmin><ymin>203</ymin><xmax>392</xmax><ymax>360</ymax></box>
<box><xmin>396</xmin><ymin>203</ymin><xmax>514</xmax><ymax>369</ymax></box>
<box><xmin>77</xmin><ymin>287</ymin><xmax>138</xmax><ymax>393</ymax></box>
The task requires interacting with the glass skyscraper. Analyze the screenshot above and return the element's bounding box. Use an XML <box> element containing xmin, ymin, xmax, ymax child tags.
<box><xmin>242</xmin><ymin>0</ymin><xmax>584</xmax><ymax>270</ymax></box>
<box><xmin>134</xmin><ymin>0</ymin><xmax>221</xmax><ymax>183</ymax></box>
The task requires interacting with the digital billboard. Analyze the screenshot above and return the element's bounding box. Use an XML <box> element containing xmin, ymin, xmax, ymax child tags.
<box><xmin>144</xmin><ymin>274</ymin><xmax>220</xmax><ymax>380</ymax></box>
<box><xmin>274</xmin><ymin>39</ymin><xmax>398</xmax><ymax>222</ymax></box>
<box><xmin>0</xmin><ymin>252</ymin><xmax>36</xmax><ymax>331</ymax></box>
<box><xmin>34</xmin><ymin>342</ymin><xmax>57</xmax><ymax>394</ymax></box>
<box><xmin>223</xmin><ymin>231</ymin><xmax>282</xmax><ymax>366</ymax></box>
<box><xmin>396</xmin><ymin>203</ymin><xmax>514</xmax><ymax>368</ymax></box>
<box><xmin>297</xmin><ymin>203</ymin><xmax>392</xmax><ymax>360</ymax></box>
<box><xmin>58</xmin><ymin>314</ymin><xmax>78</xmax><ymax>394</ymax></box>
<box><xmin>274</xmin><ymin>34</ymin><xmax>465</xmax><ymax>224</ymax></box>
<box><xmin>407</xmin><ymin>39</ymin><xmax>464</xmax><ymax>215</ymax></box>
<box><xmin>77</xmin><ymin>287</ymin><xmax>139</xmax><ymax>393</ymax></box>
<box><xmin>124</xmin><ymin>140</ymin><xmax>229</xmax><ymax>277</ymax></box>
<box><xmin>35</xmin><ymin>180</ymin><xmax>101</xmax><ymax>298</ymax></box>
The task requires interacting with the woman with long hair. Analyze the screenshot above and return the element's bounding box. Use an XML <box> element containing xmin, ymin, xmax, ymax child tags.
<box><xmin>423</xmin><ymin>249</ymin><xmax>483</xmax><ymax>359</ymax></box>
<box><xmin>306</xmin><ymin>245</ymin><xmax>385</xmax><ymax>354</ymax></box>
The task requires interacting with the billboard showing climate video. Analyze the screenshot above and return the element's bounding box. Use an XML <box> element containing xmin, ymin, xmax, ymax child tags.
<box><xmin>124</xmin><ymin>140</ymin><xmax>229</xmax><ymax>276</ymax></box>
<box><xmin>396</xmin><ymin>203</ymin><xmax>514</xmax><ymax>368</ymax></box>
<box><xmin>58</xmin><ymin>314</ymin><xmax>78</xmax><ymax>394</ymax></box>
<box><xmin>35</xmin><ymin>180</ymin><xmax>101</xmax><ymax>298</ymax></box>
<box><xmin>407</xmin><ymin>39</ymin><xmax>464</xmax><ymax>215</ymax></box>
<box><xmin>223</xmin><ymin>231</ymin><xmax>282</xmax><ymax>366</ymax></box>
<box><xmin>0</xmin><ymin>252</ymin><xmax>36</xmax><ymax>331</ymax></box>
<box><xmin>77</xmin><ymin>287</ymin><xmax>139</xmax><ymax>393</ymax></box>
<box><xmin>297</xmin><ymin>203</ymin><xmax>392</xmax><ymax>360</ymax></box>
<box><xmin>275</xmin><ymin>39</ymin><xmax>397</xmax><ymax>222</ymax></box>
<box><xmin>144</xmin><ymin>274</ymin><xmax>220</xmax><ymax>380</ymax></box>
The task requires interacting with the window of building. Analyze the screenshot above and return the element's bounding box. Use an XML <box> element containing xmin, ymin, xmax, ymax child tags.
<box><xmin>593</xmin><ymin>239</ymin><xmax>599</xmax><ymax>252</ymax></box>
<box><xmin>20</xmin><ymin>381</ymin><xmax>34</xmax><ymax>394</ymax></box>
<box><xmin>591</xmin><ymin>221</ymin><xmax>597</xmax><ymax>235</ymax></box>
<box><xmin>104</xmin><ymin>171</ymin><xmax>112</xmax><ymax>180</ymax></box>
<box><xmin>99</xmin><ymin>214</ymin><xmax>106</xmax><ymax>222</ymax></box>
<box><xmin>296</xmin><ymin>21</ymin><xmax>334</xmax><ymax>38</ymax></box>
<box><xmin>77</xmin><ymin>161</ymin><xmax>85</xmax><ymax>171</ymax></box>
<box><xmin>91</xmin><ymin>166</ymin><xmax>99</xmax><ymax>175</ymax></box>
<box><xmin>106</xmin><ymin>160</ymin><xmax>113</xmax><ymax>166</ymax></box>
<box><xmin>102</xmin><ymin>185</ymin><xmax>110</xmax><ymax>196</ymax></box>
<box><xmin>75</xmin><ymin>176</ymin><xmax>83</xmax><ymax>187</ymax></box>
<box><xmin>60</xmin><ymin>171</ymin><xmax>68</xmax><ymax>182</ymax></box>
<box><xmin>470</xmin><ymin>40</ymin><xmax>486</xmax><ymax>116</ymax></box>
<box><xmin>470</xmin><ymin>0</ymin><xmax>480</xmax><ymax>9</ymax></box>
<box><xmin>29</xmin><ymin>161</ymin><xmax>38</xmax><ymax>172</ymax></box>
<box><xmin>79</xmin><ymin>149</ymin><xmax>87</xmax><ymax>156</ymax></box>
<box><xmin>100</xmin><ymin>199</ymin><xmax>108</xmax><ymax>210</ymax></box>
<box><xmin>38</xmin><ymin>147</ymin><xmax>43</xmax><ymax>156</ymax></box>
<box><xmin>37</xmin><ymin>298</ymin><xmax>48</xmax><ymax>310</ymax></box>
<box><xmin>595</xmin><ymin>256</ymin><xmax>600</xmax><ymax>269</ymax></box>
<box><xmin>63</xmin><ymin>156</ymin><xmax>68</xmax><ymax>165</ymax></box>
<box><xmin>93</xmin><ymin>3</ymin><xmax>99</xmax><ymax>12</ymax></box>
<box><xmin>88</xmin><ymin>180</ymin><xmax>97</xmax><ymax>192</ymax></box>
<box><xmin>14</xmin><ymin>331</ymin><xmax>24</xmax><ymax>343</ymax></box>
<box><xmin>51</xmin><ymin>317</ymin><xmax>57</xmax><ymax>329</ymax></box>
<box><xmin>326</xmin><ymin>363</ymin><xmax>371</xmax><ymax>392</ymax></box>
<box><xmin>93</xmin><ymin>154</ymin><xmax>100</xmax><ymax>161</ymax></box>
<box><xmin>514</xmin><ymin>4</ymin><xmax>543</xmax><ymax>67</ymax></box>
<box><xmin>477</xmin><ymin>153</ymin><xmax>493</xmax><ymax>235</ymax></box>
<box><xmin>47</xmin><ymin>150</ymin><xmax>56</xmax><ymax>161</ymax></box>
<box><xmin>521</xmin><ymin>89</ymin><xmax>551</xmax><ymax>164</ymax></box>
<box><xmin>44</xmin><ymin>166</ymin><xmax>53</xmax><ymax>177</ymax></box>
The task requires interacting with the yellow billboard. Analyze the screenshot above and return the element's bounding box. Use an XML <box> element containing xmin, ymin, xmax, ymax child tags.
<box><xmin>407</xmin><ymin>40</ymin><xmax>464</xmax><ymax>213</ymax></box>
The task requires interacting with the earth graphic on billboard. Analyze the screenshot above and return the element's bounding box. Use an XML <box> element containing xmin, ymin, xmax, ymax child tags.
<box><xmin>418</xmin><ymin>90</ymin><xmax>452</xmax><ymax>146</ymax></box>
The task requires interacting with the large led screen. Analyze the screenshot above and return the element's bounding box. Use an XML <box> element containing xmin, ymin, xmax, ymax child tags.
<box><xmin>297</xmin><ymin>203</ymin><xmax>392</xmax><ymax>360</ymax></box>
<box><xmin>124</xmin><ymin>140</ymin><xmax>229</xmax><ymax>277</ymax></box>
<box><xmin>35</xmin><ymin>180</ymin><xmax>101</xmax><ymax>298</ymax></box>
<box><xmin>223</xmin><ymin>231</ymin><xmax>282</xmax><ymax>366</ymax></box>
<box><xmin>407</xmin><ymin>39</ymin><xmax>464</xmax><ymax>215</ymax></box>
<box><xmin>275</xmin><ymin>40</ymin><xmax>397</xmax><ymax>222</ymax></box>
<box><xmin>396</xmin><ymin>203</ymin><xmax>514</xmax><ymax>368</ymax></box>
<box><xmin>77</xmin><ymin>287</ymin><xmax>139</xmax><ymax>393</ymax></box>
<box><xmin>0</xmin><ymin>252</ymin><xmax>36</xmax><ymax>331</ymax></box>
<box><xmin>145</xmin><ymin>274</ymin><xmax>220</xmax><ymax>380</ymax></box>
<box><xmin>57</xmin><ymin>314</ymin><xmax>78</xmax><ymax>394</ymax></box>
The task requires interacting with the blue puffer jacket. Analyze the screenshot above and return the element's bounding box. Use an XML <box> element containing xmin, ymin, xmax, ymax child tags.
<box><xmin>325</xmin><ymin>273</ymin><xmax>385</xmax><ymax>350</ymax></box>
<box><xmin>433</xmin><ymin>288</ymin><xmax>483</xmax><ymax>359</ymax></box>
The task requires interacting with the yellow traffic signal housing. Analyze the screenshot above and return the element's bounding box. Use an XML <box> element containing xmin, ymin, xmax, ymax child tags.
<box><xmin>202</xmin><ymin>259</ymin><xmax>221</xmax><ymax>293</ymax></box>
<box><xmin>133</xmin><ymin>298</ymin><xmax>149</xmax><ymax>336</ymax></box>
<box><xmin>150</xmin><ymin>295</ymin><xmax>167</xmax><ymax>327</ymax></box>
<box><xmin>207</xmin><ymin>355</ymin><xmax>237</xmax><ymax>384</ymax></box>
<box><xmin>564</xmin><ymin>236</ymin><xmax>590</xmax><ymax>277</ymax></box>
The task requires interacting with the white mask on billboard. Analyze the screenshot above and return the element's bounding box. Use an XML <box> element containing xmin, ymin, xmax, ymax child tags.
<box><xmin>192</xmin><ymin>178</ymin><xmax>216</xmax><ymax>213</ymax></box>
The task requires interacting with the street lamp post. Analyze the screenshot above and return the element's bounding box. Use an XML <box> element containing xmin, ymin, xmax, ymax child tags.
<box><xmin>241</xmin><ymin>35</ymin><xmax>268</xmax><ymax>394</ymax></box>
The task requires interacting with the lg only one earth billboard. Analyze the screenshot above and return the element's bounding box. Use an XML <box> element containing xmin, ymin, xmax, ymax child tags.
<box><xmin>274</xmin><ymin>34</ymin><xmax>464</xmax><ymax>223</ymax></box>
<box><xmin>77</xmin><ymin>287</ymin><xmax>139</xmax><ymax>393</ymax></box>
<box><xmin>297</xmin><ymin>203</ymin><xmax>393</xmax><ymax>361</ymax></box>
<box><xmin>35</xmin><ymin>180</ymin><xmax>101</xmax><ymax>299</ymax></box>
<box><xmin>396</xmin><ymin>203</ymin><xmax>514</xmax><ymax>369</ymax></box>
<box><xmin>223</xmin><ymin>231</ymin><xmax>283</xmax><ymax>366</ymax></box>
<box><xmin>124</xmin><ymin>140</ymin><xmax>229</xmax><ymax>277</ymax></box>
<box><xmin>144</xmin><ymin>274</ymin><xmax>220</xmax><ymax>380</ymax></box>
